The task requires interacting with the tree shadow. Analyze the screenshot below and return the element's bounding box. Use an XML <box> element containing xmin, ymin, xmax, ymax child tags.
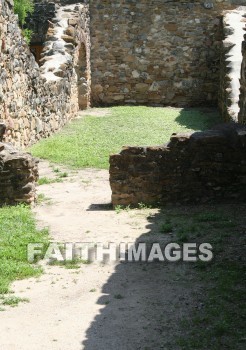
<box><xmin>81</xmin><ymin>207</ymin><xmax>202</xmax><ymax>350</ymax></box>
<box><xmin>175</xmin><ymin>107</ymin><xmax>222</xmax><ymax>131</ymax></box>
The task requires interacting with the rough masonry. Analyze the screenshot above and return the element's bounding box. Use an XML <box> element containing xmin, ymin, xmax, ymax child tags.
<box><xmin>90</xmin><ymin>0</ymin><xmax>244</xmax><ymax>108</ymax></box>
<box><xmin>219</xmin><ymin>8</ymin><xmax>246</xmax><ymax>121</ymax></box>
<box><xmin>0</xmin><ymin>0</ymin><xmax>90</xmax><ymax>148</ymax></box>
<box><xmin>239</xmin><ymin>33</ymin><xmax>246</xmax><ymax>123</ymax></box>
<box><xmin>110</xmin><ymin>124</ymin><xmax>246</xmax><ymax>206</ymax></box>
<box><xmin>0</xmin><ymin>142</ymin><xmax>39</xmax><ymax>205</ymax></box>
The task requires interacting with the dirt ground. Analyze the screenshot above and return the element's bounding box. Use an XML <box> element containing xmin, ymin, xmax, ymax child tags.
<box><xmin>0</xmin><ymin>161</ymin><xmax>204</xmax><ymax>350</ymax></box>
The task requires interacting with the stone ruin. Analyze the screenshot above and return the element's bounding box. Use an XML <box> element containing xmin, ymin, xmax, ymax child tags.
<box><xmin>110</xmin><ymin>124</ymin><xmax>246</xmax><ymax>206</ymax></box>
<box><xmin>0</xmin><ymin>123</ymin><xmax>38</xmax><ymax>205</ymax></box>
<box><xmin>0</xmin><ymin>0</ymin><xmax>246</xmax><ymax>205</ymax></box>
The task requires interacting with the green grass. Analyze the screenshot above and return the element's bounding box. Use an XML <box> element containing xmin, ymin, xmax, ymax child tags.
<box><xmin>159</xmin><ymin>204</ymin><xmax>246</xmax><ymax>350</ymax></box>
<box><xmin>0</xmin><ymin>204</ymin><xmax>49</xmax><ymax>294</ymax></box>
<box><xmin>30</xmin><ymin>106</ymin><xmax>220</xmax><ymax>169</ymax></box>
<box><xmin>37</xmin><ymin>177</ymin><xmax>63</xmax><ymax>185</ymax></box>
<box><xmin>2</xmin><ymin>296</ymin><xmax>29</xmax><ymax>307</ymax></box>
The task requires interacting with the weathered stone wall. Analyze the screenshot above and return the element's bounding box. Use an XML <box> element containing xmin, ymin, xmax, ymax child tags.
<box><xmin>0</xmin><ymin>0</ymin><xmax>90</xmax><ymax>148</ymax></box>
<box><xmin>89</xmin><ymin>0</ymin><xmax>242</xmax><ymax>107</ymax></box>
<box><xmin>110</xmin><ymin>124</ymin><xmax>246</xmax><ymax>206</ymax></box>
<box><xmin>26</xmin><ymin>1</ymin><xmax>56</xmax><ymax>44</ymax></box>
<box><xmin>239</xmin><ymin>32</ymin><xmax>246</xmax><ymax>124</ymax></box>
<box><xmin>0</xmin><ymin>142</ymin><xmax>38</xmax><ymax>205</ymax></box>
<box><xmin>218</xmin><ymin>8</ymin><xmax>246</xmax><ymax>122</ymax></box>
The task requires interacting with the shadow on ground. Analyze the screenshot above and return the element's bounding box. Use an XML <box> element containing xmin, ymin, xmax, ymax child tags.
<box><xmin>81</xmin><ymin>202</ymin><xmax>246</xmax><ymax>350</ymax></box>
<box><xmin>175</xmin><ymin>107</ymin><xmax>221</xmax><ymax>131</ymax></box>
<box><xmin>81</xmin><ymin>207</ymin><xmax>201</xmax><ymax>350</ymax></box>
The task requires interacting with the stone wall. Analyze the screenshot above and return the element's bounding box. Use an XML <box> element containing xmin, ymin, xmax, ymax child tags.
<box><xmin>0</xmin><ymin>0</ymin><xmax>90</xmax><ymax>148</ymax></box>
<box><xmin>110</xmin><ymin>124</ymin><xmax>246</xmax><ymax>206</ymax></box>
<box><xmin>239</xmin><ymin>33</ymin><xmax>246</xmax><ymax>124</ymax></box>
<box><xmin>0</xmin><ymin>142</ymin><xmax>38</xmax><ymax>205</ymax></box>
<box><xmin>89</xmin><ymin>0</ymin><xmax>242</xmax><ymax>107</ymax></box>
<box><xmin>218</xmin><ymin>8</ymin><xmax>246</xmax><ymax>122</ymax></box>
<box><xmin>25</xmin><ymin>1</ymin><xmax>56</xmax><ymax>45</ymax></box>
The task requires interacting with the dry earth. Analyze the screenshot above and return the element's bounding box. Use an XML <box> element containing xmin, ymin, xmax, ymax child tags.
<box><xmin>0</xmin><ymin>161</ymin><xmax>202</xmax><ymax>350</ymax></box>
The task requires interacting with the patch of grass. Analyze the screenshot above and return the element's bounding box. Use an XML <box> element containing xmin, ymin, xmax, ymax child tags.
<box><xmin>114</xmin><ymin>294</ymin><xmax>124</xmax><ymax>299</ymax></box>
<box><xmin>2</xmin><ymin>296</ymin><xmax>29</xmax><ymax>307</ymax></box>
<box><xmin>168</xmin><ymin>205</ymin><xmax>246</xmax><ymax>350</ymax></box>
<box><xmin>36</xmin><ymin>193</ymin><xmax>52</xmax><ymax>205</ymax></box>
<box><xmin>176</xmin><ymin>229</ymin><xmax>189</xmax><ymax>243</ymax></box>
<box><xmin>58</xmin><ymin>172</ymin><xmax>68</xmax><ymax>178</ymax></box>
<box><xmin>48</xmin><ymin>259</ymin><xmax>90</xmax><ymax>269</ymax></box>
<box><xmin>115</xmin><ymin>204</ymin><xmax>131</xmax><ymax>214</ymax></box>
<box><xmin>0</xmin><ymin>204</ymin><xmax>49</xmax><ymax>294</ymax></box>
<box><xmin>29</xmin><ymin>106</ymin><xmax>220</xmax><ymax>169</ymax></box>
<box><xmin>38</xmin><ymin>177</ymin><xmax>63</xmax><ymax>185</ymax></box>
<box><xmin>138</xmin><ymin>202</ymin><xmax>152</xmax><ymax>210</ymax></box>
<box><xmin>160</xmin><ymin>222</ymin><xmax>173</xmax><ymax>233</ymax></box>
<box><xmin>194</xmin><ymin>212</ymin><xmax>226</xmax><ymax>222</ymax></box>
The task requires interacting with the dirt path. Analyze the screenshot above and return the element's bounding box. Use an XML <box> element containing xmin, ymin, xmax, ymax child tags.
<box><xmin>0</xmin><ymin>161</ymin><xmax>200</xmax><ymax>350</ymax></box>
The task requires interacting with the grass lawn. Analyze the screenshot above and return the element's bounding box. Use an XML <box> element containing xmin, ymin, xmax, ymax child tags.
<box><xmin>30</xmin><ymin>106</ymin><xmax>221</xmax><ymax>169</ymax></box>
<box><xmin>145</xmin><ymin>203</ymin><xmax>246</xmax><ymax>349</ymax></box>
<box><xmin>0</xmin><ymin>205</ymin><xmax>49</xmax><ymax>296</ymax></box>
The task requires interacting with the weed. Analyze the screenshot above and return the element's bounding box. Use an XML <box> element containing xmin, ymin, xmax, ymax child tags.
<box><xmin>138</xmin><ymin>202</ymin><xmax>152</xmax><ymax>210</ymax></box>
<box><xmin>160</xmin><ymin>222</ymin><xmax>173</xmax><ymax>233</ymax></box>
<box><xmin>36</xmin><ymin>193</ymin><xmax>52</xmax><ymax>205</ymax></box>
<box><xmin>38</xmin><ymin>177</ymin><xmax>63</xmax><ymax>185</ymax></box>
<box><xmin>2</xmin><ymin>296</ymin><xmax>29</xmax><ymax>307</ymax></box>
<box><xmin>114</xmin><ymin>294</ymin><xmax>124</xmax><ymax>299</ymax></box>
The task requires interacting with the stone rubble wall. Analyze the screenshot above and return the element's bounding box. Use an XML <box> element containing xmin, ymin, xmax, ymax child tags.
<box><xmin>89</xmin><ymin>0</ymin><xmax>242</xmax><ymax>107</ymax></box>
<box><xmin>239</xmin><ymin>32</ymin><xmax>246</xmax><ymax>124</ymax></box>
<box><xmin>110</xmin><ymin>124</ymin><xmax>246</xmax><ymax>206</ymax></box>
<box><xmin>25</xmin><ymin>1</ymin><xmax>56</xmax><ymax>44</ymax></box>
<box><xmin>0</xmin><ymin>142</ymin><xmax>39</xmax><ymax>205</ymax></box>
<box><xmin>218</xmin><ymin>8</ymin><xmax>246</xmax><ymax>122</ymax></box>
<box><xmin>0</xmin><ymin>0</ymin><xmax>90</xmax><ymax>148</ymax></box>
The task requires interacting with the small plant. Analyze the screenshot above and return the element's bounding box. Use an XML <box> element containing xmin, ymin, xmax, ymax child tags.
<box><xmin>2</xmin><ymin>296</ymin><xmax>29</xmax><ymax>307</ymax></box>
<box><xmin>115</xmin><ymin>205</ymin><xmax>131</xmax><ymax>214</ymax></box>
<box><xmin>176</xmin><ymin>230</ymin><xmax>189</xmax><ymax>243</ymax></box>
<box><xmin>58</xmin><ymin>172</ymin><xmax>68</xmax><ymax>178</ymax></box>
<box><xmin>36</xmin><ymin>193</ymin><xmax>52</xmax><ymax>205</ymax></box>
<box><xmin>14</xmin><ymin>0</ymin><xmax>34</xmax><ymax>42</ymax></box>
<box><xmin>194</xmin><ymin>212</ymin><xmax>225</xmax><ymax>223</ymax></box>
<box><xmin>161</xmin><ymin>222</ymin><xmax>173</xmax><ymax>233</ymax></box>
<box><xmin>48</xmin><ymin>259</ymin><xmax>90</xmax><ymax>269</ymax></box>
<box><xmin>89</xmin><ymin>288</ymin><xmax>96</xmax><ymax>293</ymax></box>
<box><xmin>22</xmin><ymin>28</ymin><xmax>33</xmax><ymax>44</ymax></box>
<box><xmin>53</xmin><ymin>167</ymin><xmax>61</xmax><ymax>173</ymax></box>
<box><xmin>38</xmin><ymin>177</ymin><xmax>63</xmax><ymax>185</ymax></box>
<box><xmin>138</xmin><ymin>202</ymin><xmax>153</xmax><ymax>210</ymax></box>
<box><xmin>114</xmin><ymin>294</ymin><xmax>124</xmax><ymax>299</ymax></box>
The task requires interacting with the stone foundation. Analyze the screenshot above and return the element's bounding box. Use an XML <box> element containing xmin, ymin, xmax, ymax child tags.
<box><xmin>0</xmin><ymin>142</ymin><xmax>39</xmax><ymax>205</ymax></box>
<box><xmin>110</xmin><ymin>124</ymin><xmax>246</xmax><ymax>206</ymax></box>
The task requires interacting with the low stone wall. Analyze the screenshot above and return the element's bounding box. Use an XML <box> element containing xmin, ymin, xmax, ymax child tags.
<box><xmin>218</xmin><ymin>8</ymin><xmax>246</xmax><ymax>122</ymax></box>
<box><xmin>239</xmin><ymin>33</ymin><xmax>246</xmax><ymax>124</ymax></box>
<box><xmin>0</xmin><ymin>0</ymin><xmax>90</xmax><ymax>148</ymax></box>
<box><xmin>110</xmin><ymin>124</ymin><xmax>246</xmax><ymax>206</ymax></box>
<box><xmin>0</xmin><ymin>142</ymin><xmax>38</xmax><ymax>205</ymax></box>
